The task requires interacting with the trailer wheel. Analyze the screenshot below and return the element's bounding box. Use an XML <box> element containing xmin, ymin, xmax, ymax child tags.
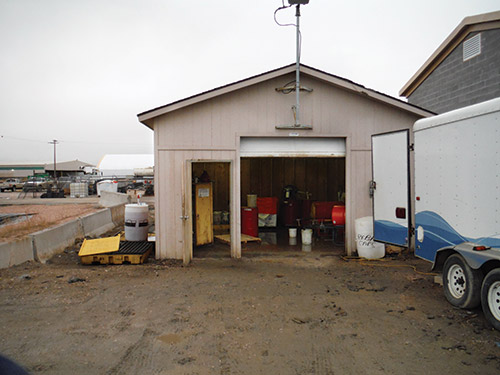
<box><xmin>443</xmin><ymin>254</ymin><xmax>482</xmax><ymax>309</ymax></box>
<box><xmin>481</xmin><ymin>269</ymin><xmax>500</xmax><ymax>331</ymax></box>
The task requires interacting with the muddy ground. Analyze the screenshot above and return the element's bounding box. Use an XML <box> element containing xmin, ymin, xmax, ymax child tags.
<box><xmin>1</xmin><ymin>240</ymin><xmax>500</xmax><ymax>374</ymax></box>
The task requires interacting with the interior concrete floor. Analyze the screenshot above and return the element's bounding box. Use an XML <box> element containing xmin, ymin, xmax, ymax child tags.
<box><xmin>194</xmin><ymin>227</ymin><xmax>345</xmax><ymax>258</ymax></box>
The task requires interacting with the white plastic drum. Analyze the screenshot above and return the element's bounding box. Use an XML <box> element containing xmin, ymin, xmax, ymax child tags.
<box><xmin>355</xmin><ymin>216</ymin><xmax>385</xmax><ymax>259</ymax></box>
<box><xmin>97</xmin><ymin>180</ymin><xmax>118</xmax><ymax>197</ymax></box>
<box><xmin>125</xmin><ymin>204</ymin><xmax>149</xmax><ymax>241</ymax></box>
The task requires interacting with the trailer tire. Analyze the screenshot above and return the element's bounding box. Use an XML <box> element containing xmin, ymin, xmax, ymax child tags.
<box><xmin>481</xmin><ymin>269</ymin><xmax>500</xmax><ymax>331</ymax></box>
<box><xmin>443</xmin><ymin>254</ymin><xmax>482</xmax><ymax>309</ymax></box>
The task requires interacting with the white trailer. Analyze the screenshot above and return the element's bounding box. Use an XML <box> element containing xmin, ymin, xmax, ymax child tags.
<box><xmin>372</xmin><ymin>97</ymin><xmax>500</xmax><ymax>329</ymax></box>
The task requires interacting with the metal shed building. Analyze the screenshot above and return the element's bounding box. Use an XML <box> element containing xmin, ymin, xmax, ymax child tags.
<box><xmin>138</xmin><ymin>64</ymin><xmax>432</xmax><ymax>262</ymax></box>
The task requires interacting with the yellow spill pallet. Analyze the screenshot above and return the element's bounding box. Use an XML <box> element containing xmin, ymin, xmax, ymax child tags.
<box><xmin>79</xmin><ymin>235</ymin><xmax>120</xmax><ymax>256</ymax></box>
<box><xmin>79</xmin><ymin>241</ymin><xmax>154</xmax><ymax>265</ymax></box>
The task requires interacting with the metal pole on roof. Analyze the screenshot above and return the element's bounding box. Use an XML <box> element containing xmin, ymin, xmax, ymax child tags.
<box><xmin>275</xmin><ymin>0</ymin><xmax>311</xmax><ymax>130</ymax></box>
<box><xmin>295</xmin><ymin>4</ymin><xmax>301</xmax><ymax>127</ymax></box>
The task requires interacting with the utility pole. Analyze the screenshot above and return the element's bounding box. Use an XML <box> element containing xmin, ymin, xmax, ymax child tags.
<box><xmin>49</xmin><ymin>139</ymin><xmax>59</xmax><ymax>184</ymax></box>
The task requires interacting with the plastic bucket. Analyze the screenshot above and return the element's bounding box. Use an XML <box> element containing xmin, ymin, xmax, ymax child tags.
<box><xmin>301</xmin><ymin>228</ymin><xmax>313</xmax><ymax>245</ymax></box>
<box><xmin>355</xmin><ymin>216</ymin><xmax>374</xmax><ymax>254</ymax></box>
<box><xmin>358</xmin><ymin>241</ymin><xmax>385</xmax><ymax>259</ymax></box>
<box><xmin>289</xmin><ymin>228</ymin><xmax>297</xmax><ymax>238</ymax></box>
<box><xmin>125</xmin><ymin>204</ymin><xmax>149</xmax><ymax>241</ymax></box>
<box><xmin>247</xmin><ymin>194</ymin><xmax>257</xmax><ymax>208</ymax></box>
<box><xmin>363</xmin><ymin>241</ymin><xmax>385</xmax><ymax>259</ymax></box>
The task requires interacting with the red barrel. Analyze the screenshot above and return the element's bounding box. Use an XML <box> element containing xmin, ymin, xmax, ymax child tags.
<box><xmin>331</xmin><ymin>205</ymin><xmax>346</xmax><ymax>225</ymax></box>
<box><xmin>241</xmin><ymin>207</ymin><xmax>258</xmax><ymax>237</ymax></box>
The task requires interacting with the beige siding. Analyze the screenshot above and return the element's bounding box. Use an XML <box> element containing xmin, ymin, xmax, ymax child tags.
<box><xmin>155</xmin><ymin>147</ymin><xmax>237</xmax><ymax>259</ymax></box>
<box><xmin>153</xmin><ymin>72</ymin><xmax>422</xmax><ymax>259</ymax></box>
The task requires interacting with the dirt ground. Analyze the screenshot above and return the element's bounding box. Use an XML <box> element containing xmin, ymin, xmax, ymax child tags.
<box><xmin>1</xmin><ymin>239</ymin><xmax>500</xmax><ymax>374</ymax></box>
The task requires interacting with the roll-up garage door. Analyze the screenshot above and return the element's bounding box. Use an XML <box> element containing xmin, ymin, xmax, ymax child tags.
<box><xmin>240</xmin><ymin>137</ymin><xmax>346</xmax><ymax>157</ymax></box>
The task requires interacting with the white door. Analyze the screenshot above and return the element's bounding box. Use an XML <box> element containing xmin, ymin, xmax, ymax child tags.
<box><xmin>371</xmin><ymin>130</ymin><xmax>411</xmax><ymax>247</ymax></box>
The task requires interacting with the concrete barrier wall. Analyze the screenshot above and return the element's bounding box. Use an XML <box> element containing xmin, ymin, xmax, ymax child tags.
<box><xmin>0</xmin><ymin>237</ymin><xmax>34</xmax><ymax>269</ymax></box>
<box><xmin>99</xmin><ymin>191</ymin><xmax>130</xmax><ymax>207</ymax></box>
<box><xmin>109</xmin><ymin>204</ymin><xmax>125</xmax><ymax>226</ymax></box>
<box><xmin>1</xmin><ymin>205</ymin><xmax>126</xmax><ymax>268</ymax></box>
<box><xmin>80</xmin><ymin>209</ymin><xmax>115</xmax><ymax>237</ymax></box>
<box><xmin>31</xmin><ymin>220</ymin><xmax>84</xmax><ymax>264</ymax></box>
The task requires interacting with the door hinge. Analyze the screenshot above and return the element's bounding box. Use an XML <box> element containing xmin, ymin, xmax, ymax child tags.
<box><xmin>409</xmin><ymin>143</ymin><xmax>415</xmax><ymax>151</ymax></box>
<box><xmin>369</xmin><ymin>180</ymin><xmax>376</xmax><ymax>198</ymax></box>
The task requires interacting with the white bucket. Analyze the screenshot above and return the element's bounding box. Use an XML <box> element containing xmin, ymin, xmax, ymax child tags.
<box><xmin>358</xmin><ymin>241</ymin><xmax>386</xmax><ymax>259</ymax></box>
<box><xmin>289</xmin><ymin>228</ymin><xmax>297</xmax><ymax>238</ymax></box>
<box><xmin>125</xmin><ymin>203</ymin><xmax>149</xmax><ymax>241</ymax></box>
<box><xmin>355</xmin><ymin>216</ymin><xmax>374</xmax><ymax>253</ymax></box>
<box><xmin>301</xmin><ymin>228</ymin><xmax>313</xmax><ymax>245</ymax></box>
<box><xmin>247</xmin><ymin>194</ymin><xmax>257</xmax><ymax>208</ymax></box>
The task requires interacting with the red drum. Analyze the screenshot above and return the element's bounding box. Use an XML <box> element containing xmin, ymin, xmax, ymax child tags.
<box><xmin>331</xmin><ymin>205</ymin><xmax>346</xmax><ymax>225</ymax></box>
<box><xmin>241</xmin><ymin>207</ymin><xmax>258</xmax><ymax>237</ymax></box>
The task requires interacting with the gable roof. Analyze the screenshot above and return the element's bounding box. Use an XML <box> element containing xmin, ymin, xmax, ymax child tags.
<box><xmin>44</xmin><ymin>159</ymin><xmax>94</xmax><ymax>171</ymax></box>
<box><xmin>138</xmin><ymin>63</ymin><xmax>433</xmax><ymax>129</ymax></box>
<box><xmin>400</xmin><ymin>11</ymin><xmax>500</xmax><ymax>98</ymax></box>
<box><xmin>97</xmin><ymin>154</ymin><xmax>154</xmax><ymax>170</ymax></box>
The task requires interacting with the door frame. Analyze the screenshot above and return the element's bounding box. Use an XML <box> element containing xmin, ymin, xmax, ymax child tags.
<box><xmin>183</xmin><ymin>159</ymin><xmax>233</xmax><ymax>264</ymax></box>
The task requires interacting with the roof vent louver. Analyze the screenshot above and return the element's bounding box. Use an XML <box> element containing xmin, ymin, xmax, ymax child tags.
<box><xmin>463</xmin><ymin>33</ymin><xmax>481</xmax><ymax>61</ymax></box>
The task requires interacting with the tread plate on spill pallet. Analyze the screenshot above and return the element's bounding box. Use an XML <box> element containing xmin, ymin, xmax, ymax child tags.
<box><xmin>80</xmin><ymin>241</ymin><xmax>154</xmax><ymax>265</ymax></box>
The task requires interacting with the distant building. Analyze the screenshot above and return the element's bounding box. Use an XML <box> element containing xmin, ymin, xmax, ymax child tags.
<box><xmin>0</xmin><ymin>163</ymin><xmax>45</xmax><ymax>179</ymax></box>
<box><xmin>400</xmin><ymin>11</ymin><xmax>500</xmax><ymax>114</ymax></box>
<box><xmin>45</xmin><ymin>160</ymin><xmax>95</xmax><ymax>178</ymax></box>
<box><xmin>97</xmin><ymin>154</ymin><xmax>154</xmax><ymax>177</ymax></box>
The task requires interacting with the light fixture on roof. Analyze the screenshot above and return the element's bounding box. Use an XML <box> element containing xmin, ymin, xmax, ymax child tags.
<box><xmin>275</xmin><ymin>0</ymin><xmax>312</xmax><ymax>130</ymax></box>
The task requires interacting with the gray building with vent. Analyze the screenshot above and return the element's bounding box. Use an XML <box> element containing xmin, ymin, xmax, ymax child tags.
<box><xmin>400</xmin><ymin>11</ymin><xmax>500</xmax><ymax>114</ymax></box>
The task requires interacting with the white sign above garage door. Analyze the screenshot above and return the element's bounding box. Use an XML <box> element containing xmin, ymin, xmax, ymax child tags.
<box><xmin>240</xmin><ymin>137</ymin><xmax>346</xmax><ymax>157</ymax></box>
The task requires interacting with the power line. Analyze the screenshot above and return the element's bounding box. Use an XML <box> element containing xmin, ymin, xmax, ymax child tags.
<box><xmin>0</xmin><ymin>135</ymin><xmax>151</xmax><ymax>146</ymax></box>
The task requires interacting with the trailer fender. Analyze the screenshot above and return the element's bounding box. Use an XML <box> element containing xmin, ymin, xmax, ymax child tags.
<box><xmin>432</xmin><ymin>243</ymin><xmax>500</xmax><ymax>272</ymax></box>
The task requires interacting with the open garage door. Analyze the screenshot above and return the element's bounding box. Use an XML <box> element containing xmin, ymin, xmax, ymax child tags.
<box><xmin>240</xmin><ymin>137</ymin><xmax>346</xmax><ymax>157</ymax></box>
<box><xmin>371</xmin><ymin>130</ymin><xmax>411</xmax><ymax>247</ymax></box>
<box><xmin>238</xmin><ymin>136</ymin><xmax>347</xmax><ymax>255</ymax></box>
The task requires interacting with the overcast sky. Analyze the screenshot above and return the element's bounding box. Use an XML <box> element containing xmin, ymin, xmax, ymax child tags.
<box><xmin>1</xmin><ymin>0</ymin><xmax>498</xmax><ymax>165</ymax></box>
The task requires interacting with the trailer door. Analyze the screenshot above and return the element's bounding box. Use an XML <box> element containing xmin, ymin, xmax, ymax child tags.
<box><xmin>371</xmin><ymin>130</ymin><xmax>411</xmax><ymax>247</ymax></box>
